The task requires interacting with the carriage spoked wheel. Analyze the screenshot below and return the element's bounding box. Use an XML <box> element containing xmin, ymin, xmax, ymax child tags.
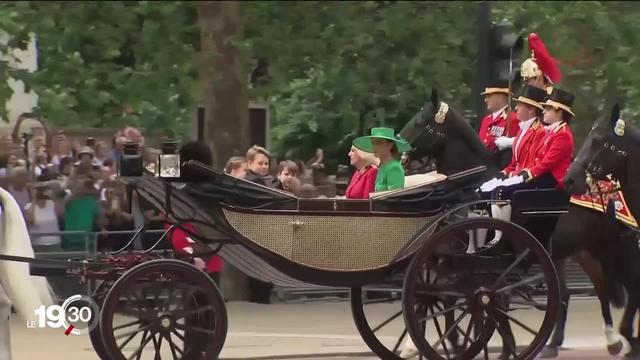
<box><xmin>351</xmin><ymin>285</ymin><xmax>409</xmax><ymax>359</ymax></box>
<box><xmin>89</xmin><ymin>279</ymin><xmax>116</xmax><ymax>359</ymax></box>
<box><xmin>403</xmin><ymin>218</ymin><xmax>559</xmax><ymax>360</ymax></box>
<box><xmin>100</xmin><ymin>259</ymin><xmax>227</xmax><ymax>360</ymax></box>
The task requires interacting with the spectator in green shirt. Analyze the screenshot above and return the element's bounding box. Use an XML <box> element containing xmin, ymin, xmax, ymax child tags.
<box><xmin>61</xmin><ymin>176</ymin><xmax>101</xmax><ymax>251</ymax></box>
<box><xmin>353</xmin><ymin>127</ymin><xmax>412</xmax><ymax>192</ymax></box>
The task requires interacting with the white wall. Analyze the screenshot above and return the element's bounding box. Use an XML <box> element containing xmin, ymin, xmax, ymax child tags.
<box><xmin>0</xmin><ymin>32</ymin><xmax>39</xmax><ymax>135</ymax></box>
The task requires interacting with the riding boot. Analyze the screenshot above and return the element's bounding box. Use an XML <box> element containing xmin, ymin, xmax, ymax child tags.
<box><xmin>489</xmin><ymin>204</ymin><xmax>512</xmax><ymax>244</ymax></box>
<box><xmin>467</xmin><ymin>211</ymin><xmax>488</xmax><ymax>253</ymax></box>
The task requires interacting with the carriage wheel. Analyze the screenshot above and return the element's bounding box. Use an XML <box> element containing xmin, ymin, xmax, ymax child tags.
<box><xmin>351</xmin><ymin>286</ymin><xmax>409</xmax><ymax>360</ymax></box>
<box><xmin>89</xmin><ymin>279</ymin><xmax>116</xmax><ymax>359</ymax></box>
<box><xmin>100</xmin><ymin>259</ymin><xmax>227</xmax><ymax>360</ymax></box>
<box><xmin>403</xmin><ymin>218</ymin><xmax>559</xmax><ymax>360</ymax></box>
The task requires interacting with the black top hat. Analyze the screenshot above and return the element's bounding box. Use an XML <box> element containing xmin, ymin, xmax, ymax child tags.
<box><xmin>514</xmin><ymin>85</ymin><xmax>547</xmax><ymax>110</ymax></box>
<box><xmin>542</xmin><ymin>88</ymin><xmax>574</xmax><ymax>116</ymax></box>
<box><xmin>480</xmin><ymin>79</ymin><xmax>511</xmax><ymax>95</ymax></box>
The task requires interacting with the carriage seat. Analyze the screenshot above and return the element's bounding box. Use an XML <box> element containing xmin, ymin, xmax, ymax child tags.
<box><xmin>511</xmin><ymin>188</ymin><xmax>570</xmax><ymax>219</ymax></box>
<box><xmin>369</xmin><ymin>166</ymin><xmax>487</xmax><ymax>213</ymax></box>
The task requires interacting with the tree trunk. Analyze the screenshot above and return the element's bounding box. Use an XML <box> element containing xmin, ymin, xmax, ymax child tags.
<box><xmin>198</xmin><ymin>0</ymin><xmax>249</xmax><ymax>168</ymax></box>
<box><xmin>198</xmin><ymin>1</ymin><xmax>250</xmax><ymax>301</ymax></box>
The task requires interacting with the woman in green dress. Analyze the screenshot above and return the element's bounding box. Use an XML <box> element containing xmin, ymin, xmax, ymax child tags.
<box><xmin>353</xmin><ymin>127</ymin><xmax>412</xmax><ymax>192</ymax></box>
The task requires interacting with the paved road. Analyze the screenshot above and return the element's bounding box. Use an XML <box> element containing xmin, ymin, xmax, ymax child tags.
<box><xmin>11</xmin><ymin>297</ymin><xmax>632</xmax><ymax>359</ymax></box>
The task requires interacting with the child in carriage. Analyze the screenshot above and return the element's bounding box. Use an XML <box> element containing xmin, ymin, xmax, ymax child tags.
<box><xmin>245</xmin><ymin>145</ymin><xmax>275</xmax><ymax>187</ymax></box>
<box><xmin>164</xmin><ymin>141</ymin><xmax>223</xmax><ymax>285</ymax></box>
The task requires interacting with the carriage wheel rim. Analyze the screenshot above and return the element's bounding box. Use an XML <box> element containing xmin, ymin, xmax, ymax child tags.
<box><xmin>99</xmin><ymin>259</ymin><xmax>227</xmax><ymax>360</ymax></box>
<box><xmin>350</xmin><ymin>286</ymin><xmax>406</xmax><ymax>360</ymax></box>
<box><xmin>402</xmin><ymin>218</ymin><xmax>560</xmax><ymax>360</ymax></box>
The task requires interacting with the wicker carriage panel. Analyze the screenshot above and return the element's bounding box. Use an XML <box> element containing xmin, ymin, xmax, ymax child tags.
<box><xmin>222</xmin><ymin>209</ymin><xmax>435</xmax><ymax>271</ymax></box>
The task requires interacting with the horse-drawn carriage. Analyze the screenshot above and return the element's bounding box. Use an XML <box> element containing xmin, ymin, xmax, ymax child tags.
<box><xmin>13</xmin><ymin>92</ymin><xmax>636</xmax><ymax>360</ymax></box>
<box><xmin>60</xmin><ymin>148</ymin><xmax>565</xmax><ymax>360</ymax></box>
<box><xmin>0</xmin><ymin>98</ymin><xmax>583</xmax><ymax>360</ymax></box>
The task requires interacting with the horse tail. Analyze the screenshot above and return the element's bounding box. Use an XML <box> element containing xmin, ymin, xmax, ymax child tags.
<box><xmin>0</xmin><ymin>187</ymin><xmax>55</xmax><ymax>322</ymax></box>
<box><xmin>603</xmin><ymin>200</ymin><xmax>627</xmax><ymax>309</ymax></box>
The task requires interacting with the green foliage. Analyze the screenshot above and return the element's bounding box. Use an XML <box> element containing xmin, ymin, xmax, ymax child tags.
<box><xmin>2</xmin><ymin>1</ymin><xmax>640</xmax><ymax>163</ymax></box>
<box><xmin>493</xmin><ymin>0</ymin><xmax>640</xmax><ymax>140</ymax></box>
<box><xmin>0</xmin><ymin>1</ymin><xmax>200</xmax><ymax>136</ymax></box>
<box><xmin>245</xmin><ymin>1</ymin><xmax>478</xmax><ymax>165</ymax></box>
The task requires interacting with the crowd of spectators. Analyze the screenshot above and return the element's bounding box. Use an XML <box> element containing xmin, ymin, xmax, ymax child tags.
<box><xmin>0</xmin><ymin>113</ymin><xmax>162</xmax><ymax>255</ymax></box>
<box><xmin>0</xmin><ymin>113</ymin><xmax>338</xmax><ymax>303</ymax></box>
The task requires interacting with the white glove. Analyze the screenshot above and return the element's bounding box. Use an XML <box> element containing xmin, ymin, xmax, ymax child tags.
<box><xmin>495</xmin><ymin>136</ymin><xmax>515</xmax><ymax>150</ymax></box>
<box><xmin>479</xmin><ymin>178</ymin><xmax>503</xmax><ymax>192</ymax></box>
<box><xmin>501</xmin><ymin>175</ymin><xmax>524</xmax><ymax>186</ymax></box>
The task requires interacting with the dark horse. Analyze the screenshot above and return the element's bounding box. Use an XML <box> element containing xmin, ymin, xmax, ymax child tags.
<box><xmin>564</xmin><ymin>104</ymin><xmax>640</xmax><ymax>359</ymax></box>
<box><xmin>399</xmin><ymin>90</ymin><xmax>624</xmax><ymax>358</ymax></box>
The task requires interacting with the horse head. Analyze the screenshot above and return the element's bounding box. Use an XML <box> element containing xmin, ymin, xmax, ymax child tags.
<box><xmin>399</xmin><ymin>89</ymin><xmax>447</xmax><ymax>167</ymax></box>
<box><xmin>399</xmin><ymin>89</ymin><xmax>493</xmax><ymax>176</ymax></box>
<box><xmin>565</xmin><ymin>104</ymin><xmax>639</xmax><ymax>196</ymax></box>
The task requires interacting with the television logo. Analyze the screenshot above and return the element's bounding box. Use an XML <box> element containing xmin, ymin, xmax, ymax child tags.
<box><xmin>26</xmin><ymin>294</ymin><xmax>99</xmax><ymax>336</ymax></box>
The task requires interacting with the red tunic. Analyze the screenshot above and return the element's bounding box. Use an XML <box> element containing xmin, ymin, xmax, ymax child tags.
<box><xmin>166</xmin><ymin>222</ymin><xmax>222</xmax><ymax>273</ymax></box>
<box><xmin>524</xmin><ymin>122</ymin><xmax>574</xmax><ymax>187</ymax></box>
<box><xmin>502</xmin><ymin>120</ymin><xmax>545</xmax><ymax>176</ymax></box>
<box><xmin>345</xmin><ymin>166</ymin><xmax>378</xmax><ymax>199</ymax></box>
<box><xmin>478</xmin><ymin>109</ymin><xmax>519</xmax><ymax>152</ymax></box>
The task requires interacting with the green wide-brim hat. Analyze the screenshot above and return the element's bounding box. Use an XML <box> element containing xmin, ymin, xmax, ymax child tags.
<box><xmin>352</xmin><ymin>127</ymin><xmax>412</xmax><ymax>153</ymax></box>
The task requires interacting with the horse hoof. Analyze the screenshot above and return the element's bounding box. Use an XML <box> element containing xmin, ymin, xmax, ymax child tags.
<box><xmin>540</xmin><ymin>346</ymin><xmax>559</xmax><ymax>358</ymax></box>
<box><xmin>609</xmin><ymin>340</ymin><xmax>624</xmax><ymax>355</ymax></box>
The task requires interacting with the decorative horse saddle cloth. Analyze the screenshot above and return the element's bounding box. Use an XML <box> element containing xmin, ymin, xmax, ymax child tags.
<box><xmin>570</xmin><ymin>180</ymin><xmax>638</xmax><ymax>228</ymax></box>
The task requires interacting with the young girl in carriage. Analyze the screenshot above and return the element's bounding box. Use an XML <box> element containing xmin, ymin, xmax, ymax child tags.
<box><xmin>165</xmin><ymin>141</ymin><xmax>223</xmax><ymax>286</ymax></box>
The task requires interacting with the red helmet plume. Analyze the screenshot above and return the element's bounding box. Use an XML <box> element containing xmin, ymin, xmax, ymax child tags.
<box><xmin>528</xmin><ymin>33</ymin><xmax>561</xmax><ymax>83</ymax></box>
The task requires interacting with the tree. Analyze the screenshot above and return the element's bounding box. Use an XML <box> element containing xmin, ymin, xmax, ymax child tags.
<box><xmin>0</xmin><ymin>1</ymin><xmax>200</xmax><ymax>137</ymax></box>
<box><xmin>198</xmin><ymin>1</ymin><xmax>249</xmax><ymax>168</ymax></box>
<box><xmin>244</xmin><ymin>1</ymin><xmax>478</xmax><ymax>169</ymax></box>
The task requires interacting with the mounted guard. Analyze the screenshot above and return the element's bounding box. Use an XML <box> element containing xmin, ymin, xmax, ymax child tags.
<box><xmin>493</xmin><ymin>33</ymin><xmax>562</xmax><ymax>155</ymax></box>
<box><xmin>520</xmin><ymin>33</ymin><xmax>561</xmax><ymax>95</ymax></box>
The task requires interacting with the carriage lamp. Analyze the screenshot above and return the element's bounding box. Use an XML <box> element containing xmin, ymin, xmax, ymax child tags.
<box><xmin>157</xmin><ymin>140</ymin><xmax>180</xmax><ymax>179</ymax></box>
<box><xmin>117</xmin><ymin>141</ymin><xmax>143</xmax><ymax>177</ymax></box>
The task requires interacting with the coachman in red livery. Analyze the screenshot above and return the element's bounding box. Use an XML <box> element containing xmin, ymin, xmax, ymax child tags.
<box><xmin>489</xmin><ymin>88</ymin><xmax>576</xmax><ymax>241</ymax></box>
<box><xmin>478</xmin><ymin>79</ymin><xmax>519</xmax><ymax>168</ymax></box>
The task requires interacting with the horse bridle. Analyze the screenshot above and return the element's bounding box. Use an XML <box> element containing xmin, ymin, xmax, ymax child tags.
<box><xmin>403</xmin><ymin>102</ymin><xmax>448</xmax><ymax>167</ymax></box>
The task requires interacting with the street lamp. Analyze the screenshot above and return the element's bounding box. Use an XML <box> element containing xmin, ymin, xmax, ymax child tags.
<box><xmin>117</xmin><ymin>141</ymin><xmax>143</xmax><ymax>177</ymax></box>
<box><xmin>157</xmin><ymin>140</ymin><xmax>180</xmax><ymax>179</ymax></box>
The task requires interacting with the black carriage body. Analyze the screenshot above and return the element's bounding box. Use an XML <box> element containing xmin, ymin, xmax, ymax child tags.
<box><xmin>121</xmin><ymin>161</ymin><xmax>487</xmax><ymax>288</ymax></box>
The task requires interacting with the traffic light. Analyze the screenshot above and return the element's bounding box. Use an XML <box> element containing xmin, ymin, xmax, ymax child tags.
<box><xmin>489</xmin><ymin>22</ymin><xmax>523</xmax><ymax>85</ymax></box>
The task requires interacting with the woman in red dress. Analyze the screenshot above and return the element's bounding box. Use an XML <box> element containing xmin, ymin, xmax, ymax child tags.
<box><xmin>345</xmin><ymin>146</ymin><xmax>379</xmax><ymax>199</ymax></box>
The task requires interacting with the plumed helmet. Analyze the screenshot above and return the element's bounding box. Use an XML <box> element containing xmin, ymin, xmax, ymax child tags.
<box><xmin>520</xmin><ymin>33</ymin><xmax>561</xmax><ymax>84</ymax></box>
